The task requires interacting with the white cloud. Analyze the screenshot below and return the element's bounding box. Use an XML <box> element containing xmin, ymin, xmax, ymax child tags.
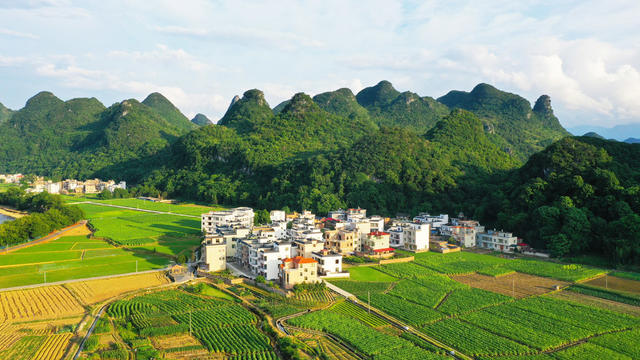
<box><xmin>0</xmin><ymin>28</ymin><xmax>38</xmax><ymax>39</ymax></box>
<box><xmin>108</xmin><ymin>44</ymin><xmax>211</xmax><ymax>72</ymax></box>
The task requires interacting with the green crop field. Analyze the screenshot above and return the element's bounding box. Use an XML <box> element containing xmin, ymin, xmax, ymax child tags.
<box><xmin>328</xmin><ymin>251</ymin><xmax>640</xmax><ymax>359</ymax></box>
<box><xmin>98</xmin><ymin>290</ymin><xmax>271</xmax><ymax>358</ymax></box>
<box><xmin>347</xmin><ymin>266</ymin><xmax>397</xmax><ymax>282</ymax></box>
<box><xmin>0</xmin><ymin>234</ymin><xmax>169</xmax><ymax>288</ymax></box>
<box><xmin>77</xmin><ymin>203</ymin><xmax>202</xmax><ymax>258</ymax></box>
<box><xmin>287</xmin><ymin>310</ymin><xmax>445</xmax><ymax>359</ymax></box>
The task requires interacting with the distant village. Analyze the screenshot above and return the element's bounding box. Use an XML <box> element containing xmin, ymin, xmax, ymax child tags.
<box><xmin>198</xmin><ymin>207</ymin><xmax>529</xmax><ymax>290</ymax></box>
<box><xmin>0</xmin><ymin>173</ymin><xmax>126</xmax><ymax>195</ymax></box>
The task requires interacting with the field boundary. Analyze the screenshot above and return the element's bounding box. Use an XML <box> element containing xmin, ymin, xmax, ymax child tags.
<box><xmin>78</xmin><ymin>201</ymin><xmax>200</xmax><ymax>218</ymax></box>
<box><xmin>0</xmin><ymin>221</ymin><xmax>88</xmax><ymax>255</ymax></box>
<box><xmin>0</xmin><ymin>267</ymin><xmax>170</xmax><ymax>292</ymax></box>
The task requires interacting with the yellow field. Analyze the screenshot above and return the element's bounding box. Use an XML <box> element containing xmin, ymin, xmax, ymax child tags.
<box><xmin>0</xmin><ymin>286</ymin><xmax>84</xmax><ymax>321</ymax></box>
<box><xmin>152</xmin><ymin>333</ymin><xmax>201</xmax><ymax>350</ymax></box>
<box><xmin>65</xmin><ymin>272</ymin><xmax>170</xmax><ymax>305</ymax></box>
<box><xmin>0</xmin><ymin>323</ymin><xmax>21</xmax><ymax>351</ymax></box>
<box><xmin>63</xmin><ymin>223</ymin><xmax>92</xmax><ymax>237</ymax></box>
<box><xmin>32</xmin><ymin>333</ymin><xmax>73</xmax><ymax>360</ymax></box>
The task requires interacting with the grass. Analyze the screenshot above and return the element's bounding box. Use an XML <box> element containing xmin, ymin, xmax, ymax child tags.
<box><xmin>77</xmin><ymin>203</ymin><xmax>202</xmax><ymax>258</ymax></box>
<box><xmin>568</xmin><ymin>284</ymin><xmax>640</xmax><ymax>306</ymax></box>
<box><xmin>0</xmin><ymin>232</ymin><xmax>169</xmax><ymax>288</ymax></box>
<box><xmin>347</xmin><ymin>266</ymin><xmax>397</xmax><ymax>282</ymax></box>
<box><xmin>201</xmin><ymin>284</ymin><xmax>235</xmax><ymax>300</ymax></box>
<box><xmin>610</xmin><ymin>271</ymin><xmax>640</xmax><ymax>281</ymax></box>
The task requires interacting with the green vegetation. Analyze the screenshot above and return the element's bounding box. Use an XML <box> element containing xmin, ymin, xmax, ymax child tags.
<box><xmin>437</xmin><ymin>288</ymin><xmax>511</xmax><ymax>315</ymax></box>
<box><xmin>0</xmin><ymin>91</ymin><xmax>194</xmax><ymax>182</ymax></box>
<box><xmin>347</xmin><ymin>266</ymin><xmax>397</xmax><ymax>282</ymax></box>
<box><xmin>438</xmin><ymin>84</ymin><xmax>569</xmax><ymax>160</ymax></box>
<box><xmin>0</xmin><ymin>235</ymin><xmax>168</xmax><ymax>288</ymax></box>
<box><xmin>77</xmin><ymin>202</ymin><xmax>201</xmax><ymax>258</ymax></box>
<box><xmin>0</xmin><ymin>189</ymin><xmax>84</xmax><ymax>246</ymax></box>
<box><xmin>105</xmin><ymin>290</ymin><xmax>271</xmax><ymax>357</ymax></box>
<box><xmin>329</xmin><ymin>301</ymin><xmax>388</xmax><ymax>327</ymax></box>
<box><xmin>488</xmin><ymin>136</ymin><xmax>640</xmax><ymax>265</ymax></box>
<box><xmin>568</xmin><ymin>284</ymin><xmax>640</xmax><ymax>306</ymax></box>
<box><xmin>589</xmin><ymin>329</ymin><xmax>640</xmax><ymax>359</ymax></box>
<box><xmin>287</xmin><ymin>310</ymin><xmax>444</xmax><ymax>359</ymax></box>
<box><xmin>611</xmin><ymin>271</ymin><xmax>640</xmax><ymax>281</ymax></box>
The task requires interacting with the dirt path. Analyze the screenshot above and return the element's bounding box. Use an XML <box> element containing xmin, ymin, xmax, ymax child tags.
<box><xmin>0</xmin><ymin>221</ymin><xmax>88</xmax><ymax>255</ymax></box>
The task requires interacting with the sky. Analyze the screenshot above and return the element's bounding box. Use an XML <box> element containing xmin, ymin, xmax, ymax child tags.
<box><xmin>1</xmin><ymin>0</ymin><xmax>640</xmax><ymax>133</ymax></box>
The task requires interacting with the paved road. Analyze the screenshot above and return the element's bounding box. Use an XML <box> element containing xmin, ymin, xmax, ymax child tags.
<box><xmin>0</xmin><ymin>267</ymin><xmax>170</xmax><ymax>292</ymax></box>
<box><xmin>73</xmin><ymin>201</ymin><xmax>200</xmax><ymax>218</ymax></box>
<box><xmin>0</xmin><ymin>220</ymin><xmax>88</xmax><ymax>255</ymax></box>
<box><xmin>73</xmin><ymin>304</ymin><xmax>106</xmax><ymax>360</ymax></box>
<box><xmin>324</xmin><ymin>280</ymin><xmax>356</xmax><ymax>299</ymax></box>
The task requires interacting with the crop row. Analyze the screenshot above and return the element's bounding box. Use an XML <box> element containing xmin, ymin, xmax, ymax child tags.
<box><xmin>230</xmin><ymin>351</ymin><xmax>279</xmax><ymax>360</ymax></box>
<box><xmin>421</xmin><ymin>318</ymin><xmax>531</xmax><ymax>356</ymax></box>
<box><xmin>288</xmin><ymin>310</ymin><xmax>439</xmax><ymax>358</ymax></box>
<box><xmin>195</xmin><ymin>324</ymin><xmax>271</xmax><ymax>353</ymax></box>
<box><xmin>329</xmin><ymin>301</ymin><xmax>388</xmax><ymax>327</ymax></box>
<box><xmin>377</xmin><ymin>262</ymin><xmax>437</xmax><ymax>279</ymax></box>
<box><xmin>366</xmin><ymin>293</ymin><xmax>442</xmax><ymax>326</ymax></box>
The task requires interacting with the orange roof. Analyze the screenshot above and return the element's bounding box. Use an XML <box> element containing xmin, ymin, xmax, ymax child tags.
<box><xmin>282</xmin><ymin>256</ymin><xmax>317</xmax><ymax>264</ymax></box>
<box><xmin>368</xmin><ymin>231</ymin><xmax>390</xmax><ymax>236</ymax></box>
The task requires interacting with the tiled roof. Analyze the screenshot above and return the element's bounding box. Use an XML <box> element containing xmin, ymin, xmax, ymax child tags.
<box><xmin>282</xmin><ymin>256</ymin><xmax>317</xmax><ymax>264</ymax></box>
<box><xmin>368</xmin><ymin>231</ymin><xmax>390</xmax><ymax>236</ymax></box>
<box><xmin>372</xmin><ymin>247</ymin><xmax>395</xmax><ymax>253</ymax></box>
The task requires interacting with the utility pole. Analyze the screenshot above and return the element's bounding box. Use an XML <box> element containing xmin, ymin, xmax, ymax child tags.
<box><xmin>44</xmin><ymin>271</ymin><xmax>47</xmax><ymax>284</ymax></box>
<box><xmin>605</xmin><ymin>274</ymin><xmax>608</xmax><ymax>289</ymax></box>
<box><xmin>368</xmin><ymin>291</ymin><xmax>370</xmax><ymax>313</ymax></box>
<box><xmin>512</xmin><ymin>277</ymin><xmax>515</xmax><ymax>298</ymax></box>
<box><xmin>189</xmin><ymin>309</ymin><xmax>192</xmax><ymax>336</ymax></box>
<box><xmin>136</xmin><ymin>260</ymin><xmax>138</xmax><ymax>273</ymax></box>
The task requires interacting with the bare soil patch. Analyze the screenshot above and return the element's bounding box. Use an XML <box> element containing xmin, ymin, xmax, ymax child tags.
<box><xmin>451</xmin><ymin>272</ymin><xmax>569</xmax><ymax>298</ymax></box>
<box><xmin>549</xmin><ymin>291</ymin><xmax>640</xmax><ymax>317</ymax></box>
<box><xmin>583</xmin><ymin>275</ymin><xmax>640</xmax><ymax>295</ymax></box>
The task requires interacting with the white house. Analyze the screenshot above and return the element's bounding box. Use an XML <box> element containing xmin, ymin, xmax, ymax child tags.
<box><xmin>414</xmin><ymin>213</ymin><xmax>449</xmax><ymax>229</ymax></box>
<box><xmin>201</xmin><ymin>235</ymin><xmax>226</xmax><ymax>272</ymax></box>
<box><xmin>312</xmin><ymin>249</ymin><xmax>343</xmax><ymax>275</ymax></box>
<box><xmin>477</xmin><ymin>230</ymin><xmax>518</xmax><ymax>253</ymax></box>
<box><xmin>201</xmin><ymin>207</ymin><xmax>254</xmax><ymax>234</ymax></box>
<box><xmin>270</xmin><ymin>210</ymin><xmax>286</xmax><ymax>223</ymax></box>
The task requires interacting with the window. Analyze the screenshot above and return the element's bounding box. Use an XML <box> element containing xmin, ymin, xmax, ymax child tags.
<box><xmin>335</xmin><ymin>259</ymin><xmax>339</xmax><ymax>264</ymax></box>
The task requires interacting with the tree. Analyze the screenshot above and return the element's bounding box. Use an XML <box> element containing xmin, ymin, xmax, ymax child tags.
<box><xmin>547</xmin><ymin>234</ymin><xmax>571</xmax><ymax>258</ymax></box>
<box><xmin>254</xmin><ymin>209</ymin><xmax>270</xmax><ymax>226</ymax></box>
<box><xmin>97</xmin><ymin>189</ymin><xmax>113</xmax><ymax>200</ymax></box>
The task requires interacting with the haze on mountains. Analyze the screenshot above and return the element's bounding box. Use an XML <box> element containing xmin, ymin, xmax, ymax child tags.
<box><xmin>0</xmin><ymin>80</ymin><xmax>638</xmax><ymax>264</ymax></box>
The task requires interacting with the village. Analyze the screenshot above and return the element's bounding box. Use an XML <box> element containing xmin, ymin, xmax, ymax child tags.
<box><xmin>198</xmin><ymin>207</ymin><xmax>530</xmax><ymax>291</ymax></box>
<box><xmin>0</xmin><ymin>173</ymin><xmax>126</xmax><ymax>195</ymax></box>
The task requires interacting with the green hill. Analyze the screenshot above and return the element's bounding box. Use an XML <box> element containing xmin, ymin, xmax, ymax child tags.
<box><xmin>191</xmin><ymin>113</ymin><xmax>212</xmax><ymax>126</ymax></box>
<box><xmin>312</xmin><ymin>88</ymin><xmax>371</xmax><ymax>121</ymax></box>
<box><xmin>0</xmin><ymin>102</ymin><xmax>13</xmax><ymax>124</ymax></box>
<box><xmin>355</xmin><ymin>81</ymin><xmax>449</xmax><ymax>132</ymax></box>
<box><xmin>438</xmin><ymin>83</ymin><xmax>570</xmax><ymax>160</ymax></box>
<box><xmin>0</xmin><ymin>91</ymin><xmax>194</xmax><ymax>180</ymax></box>
<box><xmin>483</xmin><ymin>136</ymin><xmax>640</xmax><ymax>264</ymax></box>
<box><xmin>142</xmin><ymin>92</ymin><xmax>196</xmax><ymax>132</ymax></box>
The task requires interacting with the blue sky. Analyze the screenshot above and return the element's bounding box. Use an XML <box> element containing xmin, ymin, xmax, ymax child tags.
<box><xmin>1</xmin><ymin>0</ymin><xmax>639</xmax><ymax>132</ymax></box>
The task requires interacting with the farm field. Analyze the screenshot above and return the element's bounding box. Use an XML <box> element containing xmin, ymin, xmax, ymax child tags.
<box><xmin>65</xmin><ymin>271</ymin><xmax>170</xmax><ymax>305</ymax></box>
<box><xmin>89</xmin><ymin>289</ymin><xmax>273</xmax><ymax>359</ymax></box>
<box><xmin>0</xmin><ymin>285</ymin><xmax>84</xmax><ymax>321</ymax></box>
<box><xmin>328</xmin><ymin>250</ymin><xmax>640</xmax><ymax>359</ymax></box>
<box><xmin>451</xmin><ymin>272</ymin><xmax>570</xmax><ymax>298</ymax></box>
<box><xmin>64</xmin><ymin>196</ymin><xmax>225</xmax><ymax>216</ymax></box>
<box><xmin>347</xmin><ymin>266</ymin><xmax>396</xmax><ymax>282</ymax></box>
<box><xmin>583</xmin><ymin>274</ymin><xmax>640</xmax><ymax>295</ymax></box>
<box><xmin>549</xmin><ymin>290</ymin><xmax>640</xmax><ymax>316</ymax></box>
<box><xmin>0</xmin><ymin>233</ymin><xmax>170</xmax><ymax>288</ymax></box>
<box><xmin>77</xmin><ymin>202</ymin><xmax>202</xmax><ymax>258</ymax></box>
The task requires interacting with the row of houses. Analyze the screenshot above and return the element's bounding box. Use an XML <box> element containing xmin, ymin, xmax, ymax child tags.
<box><xmin>0</xmin><ymin>174</ymin><xmax>24</xmax><ymax>184</ymax></box>
<box><xmin>199</xmin><ymin>207</ymin><xmax>523</xmax><ymax>290</ymax></box>
<box><xmin>26</xmin><ymin>178</ymin><xmax>126</xmax><ymax>195</ymax></box>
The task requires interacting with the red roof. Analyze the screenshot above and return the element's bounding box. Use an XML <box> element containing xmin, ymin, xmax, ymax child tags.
<box><xmin>325</xmin><ymin>218</ymin><xmax>341</xmax><ymax>222</ymax></box>
<box><xmin>517</xmin><ymin>243</ymin><xmax>529</xmax><ymax>247</ymax></box>
<box><xmin>282</xmin><ymin>256</ymin><xmax>317</xmax><ymax>264</ymax></box>
<box><xmin>368</xmin><ymin>231</ymin><xmax>390</xmax><ymax>236</ymax></box>
<box><xmin>372</xmin><ymin>248</ymin><xmax>395</xmax><ymax>253</ymax></box>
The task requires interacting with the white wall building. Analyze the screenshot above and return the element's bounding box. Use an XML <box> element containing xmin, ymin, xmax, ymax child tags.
<box><xmin>270</xmin><ymin>210</ymin><xmax>286</xmax><ymax>223</ymax></box>
<box><xmin>201</xmin><ymin>235</ymin><xmax>226</xmax><ymax>272</ymax></box>
<box><xmin>477</xmin><ymin>230</ymin><xmax>518</xmax><ymax>253</ymax></box>
<box><xmin>369</xmin><ymin>215</ymin><xmax>384</xmax><ymax>233</ymax></box>
<box><xmin>201</xmin><ymin>207</ymin><xmax>254</xmax><ymax>234</ymax></box>
<box><xmin>413</xmin><ymin>213</ymin><xmax>449</xmax><ymax>229</ymax></box>
<box><xmin>312</xmin><ymin>250</ymin><xmax>343</xmax><ymax>275</ymax></box>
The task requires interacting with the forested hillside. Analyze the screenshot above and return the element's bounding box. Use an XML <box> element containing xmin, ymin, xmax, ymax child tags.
<box><xmin>0</xmin><ymin>91</ymin><xmax>195</xmax><ymax>180</ymax></box>
<box><xmin>483</xmin><ymin>137</ymin><xmax>640</xmax><ymax>264</ymax></box>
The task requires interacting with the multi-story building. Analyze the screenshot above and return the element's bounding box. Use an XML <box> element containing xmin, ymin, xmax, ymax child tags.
<box><xmin>401</xmin><ymin>223</ymin><xmax>430</xmax><ymax>251</ymax></box>
<box><xmin>477</xmin><ymin>230</ymin><xmax>518</xmax><ymax>253</ymax></box>
<box><xmin>312</xmin><ymin>249</ymin><xmax>343</xmax><ymax>275</ymax></box>
<box><xmin>323</xmin><ymin>229</ymin><xmax>357</xmax><ymax>255</ymax></box>
<box><xmin>441</xmin><ymin>219</ymin><xmax>484</xmax><ymax>248</ymax></box>
<box><xmin>201</xmin><ymin>207</ymin><xmax>254</xmax><ymax>234</ymax></box>
<box><xmin>413</xmin><ymin>213</ymin><xmax>449</xmax><ymax>229</ymax></box>
<box><xmin>236</xmin><ymin>238</ymin><xmax>292</xmax><ymax>280</ymax></box>
<box><xmin>363</xmin><ymin>231</ymin><xmax>391</xmax><ymax>254</ymax></box>
<box><xmin>345</xmin><ymin>219</ymin><xmax>371</xmax><ymax>252</ymax></box>
<box><xmin>201</xmin><ymin>235</ymin><xmax>226</xmax><ymax>271</ymax></box>
<box><xmin>270</xmin><ymin>210</ymin><xmax>286</xmax><ymax>223</ymax></box>
<box><xmin>279</xmin><ymin>256</ymin><xmax>319</xmax><ymax>289</ymax></box>
<box><xmin>292</xmin><ymin>238</ymin><xmax>324</xmax><ymax>258</ymax></box>
<box><xmin>369</xmin><ymin>215</ymin><xmax>385</xmax><ymax>233</ymax></box>
<box><xmin>217</xmin><ymin>226</ymin><xmax>251</xmax><ymax>258</ymax></box>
